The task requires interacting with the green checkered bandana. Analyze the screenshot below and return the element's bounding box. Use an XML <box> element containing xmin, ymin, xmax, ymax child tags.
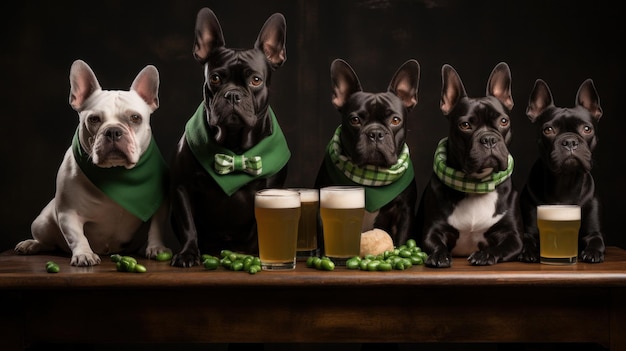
<box><xmin>433</xmin><ymin>137</ymin><xmax>513</xmax><ymax>193</ymax></box>
<box><xmin>185</xmin><ymin>102</ymin><xmax>290</xmax><ymax>196</ymax></box>
<box><xmin>328</xmin><ymin>126</ymin><xmax>410</xmax><ymax>186</ymax></box>
<box><xmin>72</xmin><ymin>129</ymin><xmax>168</xmax><ymax>222</ymax></box>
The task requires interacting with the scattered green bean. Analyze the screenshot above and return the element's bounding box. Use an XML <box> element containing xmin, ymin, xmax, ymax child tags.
<box><xmin>202</xmin><ymin>252</ymin><xmax>262</xmax><ymax>274</ymax></box>
<box><xmin>344</xmin><ymin>241</ymin><xmax>428</xmax><ymax>271</ymax></box>
<box><xmin>45</xmin><ymin>261</ymin><xmax>60</xmax><ymax>273</ymax></box>
<box><xmin>111</xmin><ymin>255</ymin><xmax>147</xmax><ymax>273</ymax></box>
<box><xmin>305</xmin><ymin>256</ymin><xmax>335</xmax><ymax>271</ymax></box>
<box><xmin>155</xmin><ymin>252</ymin><xmax>173</xmax><ymax>262</ymax></box>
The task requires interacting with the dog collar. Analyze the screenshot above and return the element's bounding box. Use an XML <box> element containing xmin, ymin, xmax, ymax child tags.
<box><xmin>71</xmin><ymin>129</ymin><xmax>168</xmax><ymax>222</ymax></box>
<box><xmin>323</xmin><ymin>125</ymin><xmax>415</xmax><ymax>212</ymax></box>
<box><xmin>185</xmin><ymin>102</ymin><xmax>291</xmax><ymax>196</ymax></box>
<box><xmin>433</xmin><ymin>137</ymin><xmax>514</xmax><ymax>193</ymax></box>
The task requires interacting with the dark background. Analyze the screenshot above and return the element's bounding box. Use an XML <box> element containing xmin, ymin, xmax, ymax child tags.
<box><xmin>1</xmin><ymin>0</ymin><xmax>624</xmax><ymax>254</ymax></box>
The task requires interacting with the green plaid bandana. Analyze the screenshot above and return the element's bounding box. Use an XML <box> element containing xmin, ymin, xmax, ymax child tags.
<box><xmin>72</xmin><ymin>129</ymin><xmax>168</xmax><ymax>222</ymax></box>
<box><xmin>433</xmin><ymin>137</ymin><xmax>514</xmax><ymax>193</ymax></box>
<box><xmin>185</xmin><ymin>102</ymin><xmax>290</xmax><ymax>196</ymax></box>
<box><xmin>328</xmin><ymin>126</ymin><xmax>410</xmax><ymax>186</ymax></box>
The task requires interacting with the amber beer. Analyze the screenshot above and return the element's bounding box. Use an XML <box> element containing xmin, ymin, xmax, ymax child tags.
<box><xmin>320</xmin><ymin>186</ymin><xmax>365</xmax><ymax>265</ymax></box>
<box><xmin>254</xmin><ymin>189</ymin><xmax>301</xmax><ymax>270</ymax></box>
<box><xmin>537</xmin><ymin>205</ymin><xmax>581</xmax><ymax>265</ymax></box>
<box><xmin>289</xmin><ymin>188</ymin><xmax>320</xmax><ymax>259</ymax></box>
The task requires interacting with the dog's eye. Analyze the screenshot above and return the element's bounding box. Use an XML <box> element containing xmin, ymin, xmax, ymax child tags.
<box><xmin>582</xmin><ymin>125</ymin><xmax>593</xmax><ymax>134</ymax></box>
<box><xmin>350</xmin><ymin>116</ymin><xmax>361</xmax><ymax>126</ymax></box>
<box><xmin>543</xmin><ymin>126</ymin><xmax>554</xmax><ymax>135</ymax></box>
<box><xmin>87</xmin><ymin>115</ymin><xmax>101</xmax><ymax>124</ymax></box>
<box><xmin>499</xmin><ymin>117</ymin><xmax>509</xmax><ymax>127</ymax></box>
<box><xmin>390</xmin><ymin>116</ymin><xmax>402</xmax><ymax>126</ymax></box>
<box><xmin>209</xmin><ymin>74</ymin><xmax>221</xmax><ymax>85</ymax></box>
<box><xmin>459</xmin><ymin>122</ymin><xmax>471</xmax><ymax>130</ymax></box>
<box><xmin>249</xmin><ymin>76</ymin><xmax>263</xmax><ymax>87</ymax></box>
<box><xmin>130</xmin><ymin>114</ymin><xmax>142</xmax><ymax>124</ymax></box>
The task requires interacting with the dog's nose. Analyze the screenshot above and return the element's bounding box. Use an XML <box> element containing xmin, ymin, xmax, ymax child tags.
<box><xmin>368</xmin><ymin>130</ymin><xmax>386</xmax><ymax>142</ymax></box>
<box><xmin>105</xmin><ymin>127</ymin><xmax>124</xmax><ymax>141</ymax></box>
<box><xmin>224</xmin><ymin>90</ymin><xmax>241</xmax><ymax>104</ymax></box>
<box><xmin>562</xmin><ymin>138</ymin><xmax>579</xmax><ymax>151</ymax></box>
<box><xmin>480</xmin><ymin>135</ymin><xmax>498</xmax><ymax>148</ymax></box>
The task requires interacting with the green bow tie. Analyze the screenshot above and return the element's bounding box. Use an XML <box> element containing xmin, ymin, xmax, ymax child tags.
<box><xmin>214</xmin><ymin>153</ymin><xmax>262</xmax><ymax>175</ymax></box>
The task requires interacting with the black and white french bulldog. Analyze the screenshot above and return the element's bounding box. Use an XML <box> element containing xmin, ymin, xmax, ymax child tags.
<box><xmin>416</xmin><ymin>62</ymin><xmax>523</xmax><ymax>268</ymax></box>
<box><xmin>315</xmin><ymin>58</ymin><xmax>420</xmax><ymax>247</ymax></box>
<box><xmin>14</xmin><ymin>59</ymin><xmax>171</xmax><ymax>266</ymax></box>
<box><xmin>170</xmin><ymin>8</ymin><xmax>289</xmax><ymax>267</ymax></box>
<box><xmin>518</xmin><ymin>79</ymin><xmax>605</xmax><ymax>263</ymax></box>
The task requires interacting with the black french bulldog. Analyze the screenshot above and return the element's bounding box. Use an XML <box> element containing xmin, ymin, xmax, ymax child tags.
<box><xmin>315</xmin><ymin>58</ymin><xmax>420</xmax><ymax>247</ymax></box>
<box><xmin>518</xmin><ymin>79</ymin><xmax>605</xmax><ymax>263</ymax></box>
<box><xmin>416</xmin><ymin>62</ymin><xmax>523</xmax><ymax>268</ymax></box>
<box><xmin>170</xmin><ymin>8</ymin><xmax>289</xmax><ymax>267</ymax></box>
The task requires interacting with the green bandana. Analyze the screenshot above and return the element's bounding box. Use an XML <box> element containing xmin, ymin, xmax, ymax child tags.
<box><xmin>328</xmin><ymin>126</ymin><xmax>411</xmax><ymax>186</ymax></box>
<box><xmin>71</xmin><ymin>129</ymin><xmax>168</xmax><ymax>222</ymax></box>
<box><xmin>185</xmin><ymin>102</ymin><xmax>290</xmax><ymax>196</ymax></box>
<box><xmin>322</xmin><ymin>126</ymin><xmax>415</xmax><ymax>212</ymax></box>
<box><xmin>433</xmin><ymin>137</ymin><xmax>514</xmax><ymax>193</ymax></box>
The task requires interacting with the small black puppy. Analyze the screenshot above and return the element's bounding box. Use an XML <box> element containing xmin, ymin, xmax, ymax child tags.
<box><xmin>170</xmin><ymin>8</ymin><xmax>289</xmax><ymax>267</ymax></box>
<box><xmin>519</xmin><ymin>79</ymin><xmax>605</xmax><ymax>263</ymax></box>
<box><xmin>416</xmin><ymin>62</ymin><xmax>523</xmax><ymax>268</ymax></box>
<box><xmin>315</xmin><ymin>59</ymin><xmax>420</xmax><ymax>247</ymax></box>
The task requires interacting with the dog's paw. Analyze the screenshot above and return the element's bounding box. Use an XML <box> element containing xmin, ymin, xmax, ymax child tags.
<box><xmin>70</xmin><ymin>252</ymin><xmax>101</xmax><ymax>266</ymax></box>
<box><xmin>580</xmin><ymin>248</ymin><xmax>605</xmax><ymax>263</ymax></box>
<box><xmin>518</xmin><ymin>246</ymin><xmax>540</xmax><ymax>263</ymax></box>
<box><xmin>468</xmin><ymin>251</ymin><xmax>497</xmax><ymax>266</ymax></box>
<box><xmin>171</xmin><ymin>251</ymin><xmax>202</xmax><ymax>268</ymax></box>
<box><xmin>14</xmin><ymin>239</ymin><xmax>43</xmax><ymax>254</ymax></box>
<box><xmin>425</xmin><ymin>251</ymin><xmax>452</xmax><ymax>268</ymax></box>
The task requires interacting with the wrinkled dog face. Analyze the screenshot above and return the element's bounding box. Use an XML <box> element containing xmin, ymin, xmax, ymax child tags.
<box><xmin>69</xmin><ymin>60</ymin><xmax>160</xmax><ymax>169</ymax></box>
<box><xmin>439</xmin><ymin>62</ymin><xmax>514</xmax><ymax>179</ymax></box>
<box><xmin>330</xmin><ymin>59</ymin><xmax>420</xmax><ymax>167</ymax></box>
<box><xmin>193</xmin><ymin>8</ymin><xmax>286</xmax><ymax>152</ymax></box>
<box><xmin>526</xmin><ymin>79</ymin><xmax>602</xmax><ymax>174</ymax></box>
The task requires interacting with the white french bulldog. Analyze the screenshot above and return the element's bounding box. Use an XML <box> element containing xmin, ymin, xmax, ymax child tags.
<box><xmin>14</xmin><ymin>59</ymin><xmax>171</xmax><ymax>266</ymax></box>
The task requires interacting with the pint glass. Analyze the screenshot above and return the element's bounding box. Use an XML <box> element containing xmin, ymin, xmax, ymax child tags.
<box><xmin>320</xmin><ymin>186</ymin><xmax>365</xmax><ymax>265</ymax></box>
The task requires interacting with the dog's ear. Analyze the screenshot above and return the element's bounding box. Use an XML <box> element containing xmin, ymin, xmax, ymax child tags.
<box><xmin>576</xmin><ymin>79</ymin><xmax>603</xmax><ymax>122</ymax></box>
<box><xmin>487</xmin><ymin>62</ymin><xmax>514</xmax><ymax>111</ymax></box>
<box><xmin>193</xmin><ymin>8</ymin><xmax>225</xmax><ymax>64</ymax></box>
<box><xmin>330</xmin><ymin>59</ymin><xmax>362</xmax><ymax>110</ymax></box>
<box><xmin>131</xmin><ymin>65</ymin><xmax>160</xmax><ymax>112</ymax></box>
<box><xmin>69</xmin><ymin>60</ymin><xmax>102</xmax><ymax>112</ymax></box>
<box><xmin>255</xmin><ymin>13</ymin><xmax>287</xmax><ymax>69</ymax></box>
<box><xmin>526</xmin><ymin>79</ymin><xmax>554</xmax><ymax>123</ymax></box>
<box><xmin>388</xmin><ymin>59</ymin><xmax>420</xmax><ymax>111</ymax></box>
<box><xmin>440</xmin><ymin>64</ymin><xmax>466</xmax><ymax>116</ymax></box>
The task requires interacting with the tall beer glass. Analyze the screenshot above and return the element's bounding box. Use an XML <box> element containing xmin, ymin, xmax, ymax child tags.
<box><xmin>289</xmin><ymin>188</ymin><xmax>320</xmax><ymax>259</ymax></box>
<box><xmin>537</xmin><ymin>204</ymin><xmax>581</xmax><ymax>265</ymax></box>
<box><xmin>254</xmin><ymin>189</ymin><xmax>301</xmax><ymax>270</ymax></box>
<box><xmin>320</xmin><ymin>186</ymin><xmax>365</xmax><ymax>265</ymax></box>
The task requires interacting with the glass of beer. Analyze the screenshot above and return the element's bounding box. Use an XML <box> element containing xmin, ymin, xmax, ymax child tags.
<box><xmin>537</xmin><ymin>204</ymin><xmax>581</xmax><ymax>265</ymax></box>
<box><xmin>254</xmin><ymin>189</ymin><xmax>301</xmax><ymax>270</ymax></box>
<box><xmin>320</xmin><ymin>186</ymin><xmax>365</xmax><ymax>265</ymax></box>
<box><xmin>289</xmin><ymin>188</ymin><xmax>320</xmax><ymax>260</ymax></box>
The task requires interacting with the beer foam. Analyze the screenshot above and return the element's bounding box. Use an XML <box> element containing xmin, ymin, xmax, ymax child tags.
<box><xmin>537</xmin><ymin>205</ymin><xmax>581</xmax><ymax>221</ymax></box>
<box><xmin>290</xmin><ymin>188</ymin><xmax>319</xmax><ymax>203</ymax></box>
<box><xmin>320</xmin><ymin>186</ymin><xmax>365</xmax><ymax>209</ymax></box>
<box><xmin>255</xmin><ymin>189</ymin><xmax>301</xmax><ymax>208</ymax></box>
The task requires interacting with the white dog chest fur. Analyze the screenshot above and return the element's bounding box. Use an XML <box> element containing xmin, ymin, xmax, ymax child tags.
<box><xmin>447</xmin><ymin>191</ymin><xmax>505</xmax><ymax>256</ymax></box>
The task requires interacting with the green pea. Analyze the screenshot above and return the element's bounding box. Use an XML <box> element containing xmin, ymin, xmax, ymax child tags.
<box><xmin>320</xmin><ymin>258</ymin><xmax>335</xmax><ymax>271</ymax></box>
<box><xmin>220</xmin><ymin>249</ymin><xmax>233</xmax><ymax>258</ymax></box>
<box><xmin>155</xmin><ymin>252</ymin><xmax>172</xmax><ymax>262</ymax></box>
<box><xmin>366</xmin><ymin>260</ymin><xmax>380</xmax><ymax>271</ymax></box>
<box><xmin>377</xmin><ymin>262</ymin><xmax>392</xmax><ymax>271</ymax></box>
<box><xmin>231</xmin><ymin>260</ymin><xmax>244</xmax><ymax>271</ymax></box>
<box><xmin>248</xmin><ymin>264</ymin><xmax>261</xmax><ymax>274</ymax></box>
<box><xmin>405</xmin><ymin>239</ymin><xmax>417</xmax><ymax>248</ymax></box>
<box><xmin>346</xmin><ymin>258</ymin><xmax>361</xmax><ymax>270</ymax></box>
<box><xmin>306</xmin><ymin>256</ymin><xmax>316</xmax><ymax>268</ymax></box>
<box><xmin>394</xmin><ymin>261</ymin><xmax>406</xmax><ymax>270</ymax></box>
<box><xmin>45</xmin><ymin>261</ymin><xmax>60</xmax><ymax>273</ymax></box>
<box><xmin>399</xmin><ymin>249</ymin><xmax>412</xmax><ymax>258</ymax></box>
<box><xmin>203</xmin><ymin>257</ymin><xmax>220</xmax><ymax>270</ymax></box>
<box><xmin>133</xmin><ymin>264</ymin><xmax>147</xmax><ymax>273</ymax></box>
<box><xmin>110</xmin><ymin>254</ymin><xmax>122</xmax><ymax>263</ymax></box>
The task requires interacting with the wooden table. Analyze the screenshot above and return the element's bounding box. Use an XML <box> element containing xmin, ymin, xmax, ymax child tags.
<box><xmin>1</xmin><ymin>247</ymin><xmax>625</xmax><ymax>350</ymax></box>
